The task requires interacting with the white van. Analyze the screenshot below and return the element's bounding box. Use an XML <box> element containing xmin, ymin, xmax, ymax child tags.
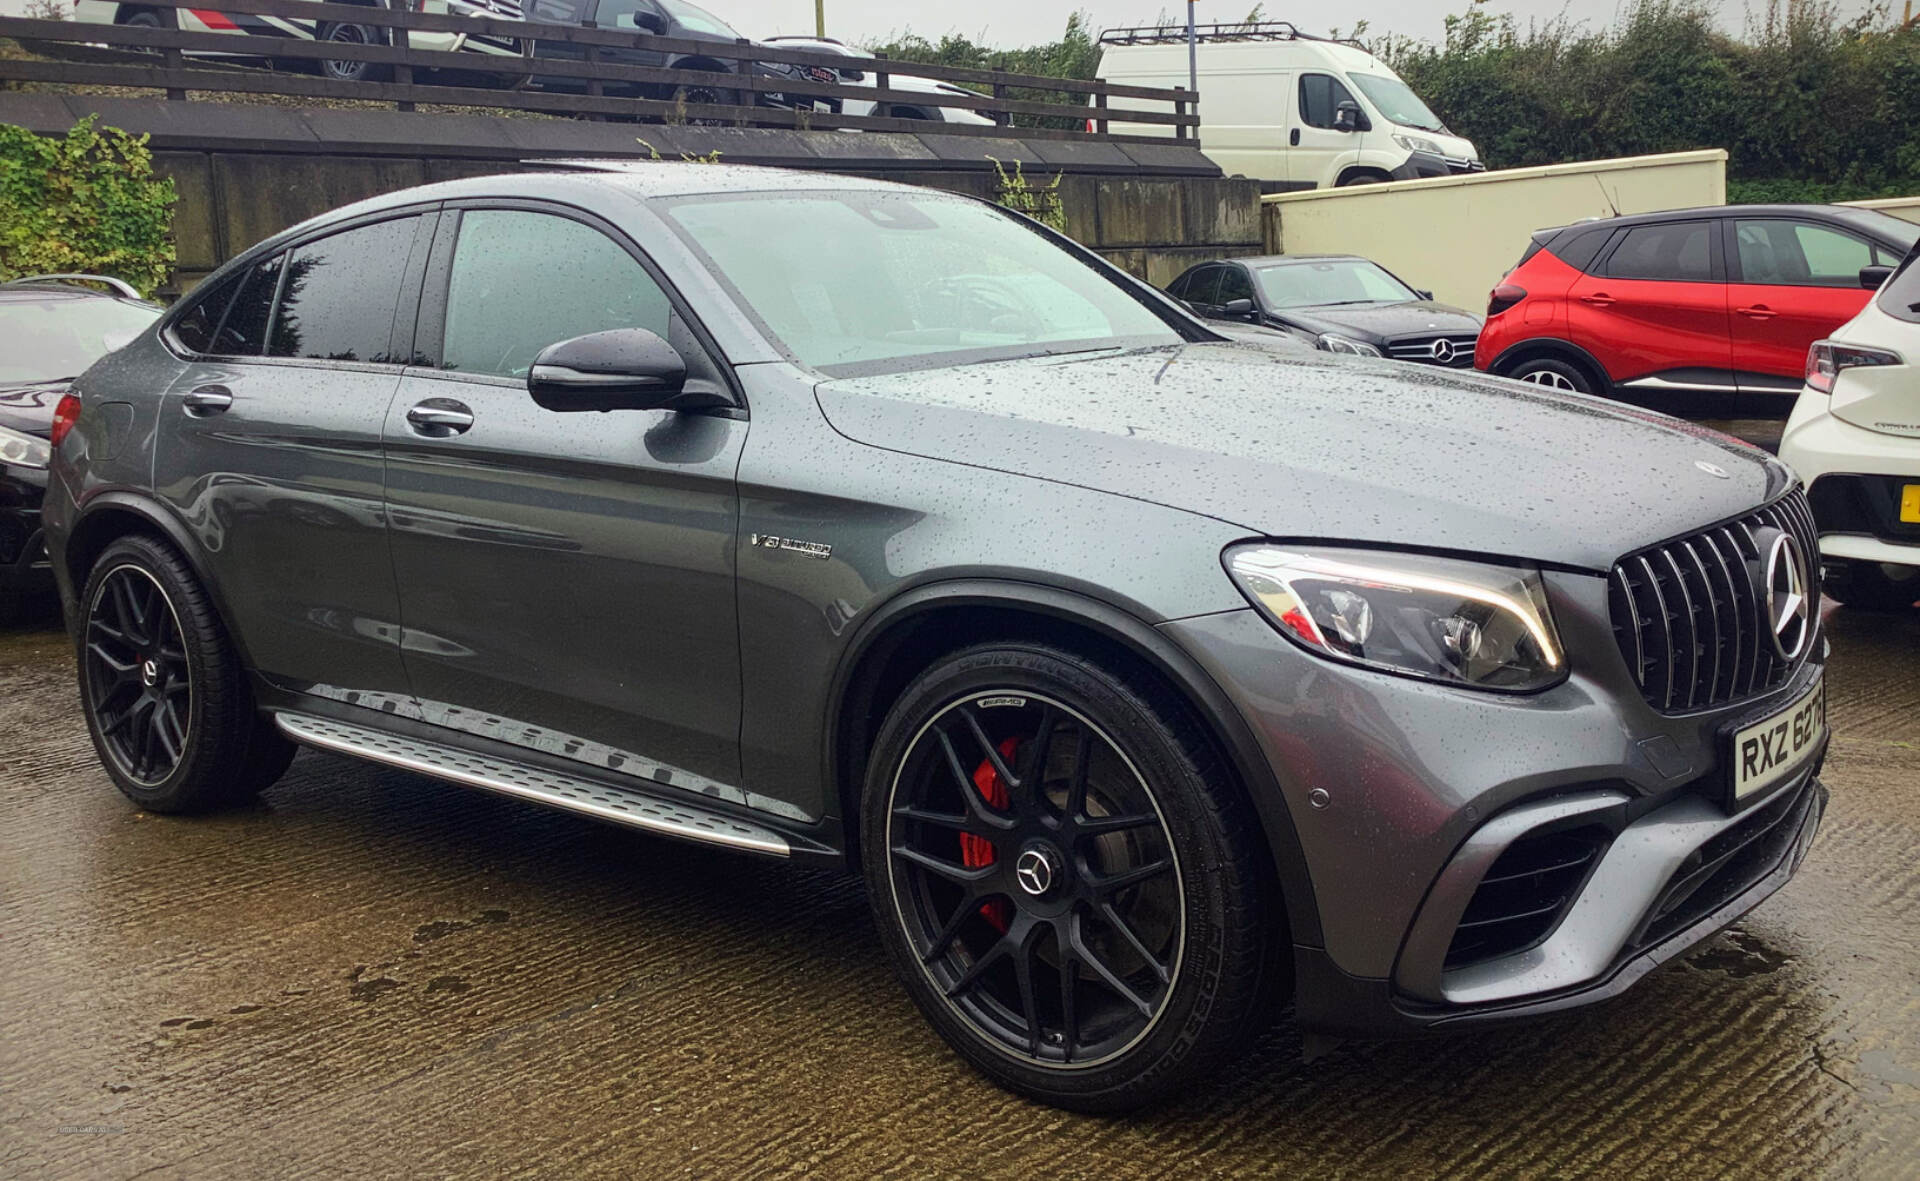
<box><xmin>1096</xmin><ymin>22</ymin><xmax>1482</xmax><ymax>190</ymax></box>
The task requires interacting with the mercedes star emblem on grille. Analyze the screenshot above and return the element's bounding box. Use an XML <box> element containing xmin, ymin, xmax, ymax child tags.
<box><xmin>1762</xmin><ymin>531</ymin><xmax>1812</xmax><ymax>661</ymax></box>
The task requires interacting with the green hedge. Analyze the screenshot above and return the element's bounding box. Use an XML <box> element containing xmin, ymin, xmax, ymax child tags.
<box><xmin>0</xmin><ymin>116</ymin><xmax>176</xmax><ymax>296</ymax></box>
<box><xmin>1377</xmin><ymin>0</ymin><xmax>1920</xmax><ymax>198</ymax></box>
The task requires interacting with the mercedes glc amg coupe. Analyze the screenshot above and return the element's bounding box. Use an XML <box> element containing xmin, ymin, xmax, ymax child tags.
<box><xmin>44</xmin><ymin>165</ymin><xmax>1830</xmax><ymax>1111</ymax></box>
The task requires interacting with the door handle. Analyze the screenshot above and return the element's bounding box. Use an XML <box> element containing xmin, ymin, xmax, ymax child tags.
<box><xmin>1289</xmin><ymin>127</ymin><xmax>1300</xmax><ymax>146</ymax></box>
<box><xmin>1736</xmin><ymin>305</ymin><xmax>1777</xmax><ymax>320</ymax></box>
<box><xmin>1579</xmin><ymin>293</ymin><xmax>1615</xmax><ymax>307</ymax></box>
<box><xmin>182</xmin><ymin>384</ymin><xmax>233</xmax><ymax>414</ymax></box>
<box><xmin>406</xmin><ymin>399</ymin><xmax>474</xmax><ymax>436</ymax></box>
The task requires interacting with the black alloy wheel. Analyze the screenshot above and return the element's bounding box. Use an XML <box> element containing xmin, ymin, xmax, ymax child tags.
<box><xmin>78</xmin><ymin>534</ymin><xmax>296</xmax><ymax>813</ymax></box>
<box><xmin>85</xmin><ymin>563</ymin><xmax>192</xmax><ymax>786</ymax></box>
<box><xmin>674</xmin><ymin>84</ymin><xmax>738</xmax><ymax>126</ymax></box>
<box><xmin>862</xmin><ymin>643</ymin><xmax>1279</xmax><ymax>1111</ymax></box>
<box><xmin>886</xmin><ymin>692</ymin><xmax>1183</xmax><ymax>1067</ymax></box>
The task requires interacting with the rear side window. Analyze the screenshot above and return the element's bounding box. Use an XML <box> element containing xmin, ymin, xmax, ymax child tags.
<box><xmin>1183</xmin><ymin>267</ymin><xmax>1223</xmax><ymax>305</ymax></box>
<box><xmin>440</xmin><ymin>210</ymin><xmax>674</xmax><ymax>379</ymax></box>
<box><xmin>1551</xmin><ymin>227</ymin><xmax>1611</xmax><ymax>273</ymax></box>
<box><xmin>1603</xmin><ymin>222</ymin><xmax>1714</xmax><ymax>282</ymax></box>
<box><xmin>215</xmin><ymin>253</ymin><xmax>285</xmax><ymax>356</ymax></box>
<box><xmin>267</xmin><ymin>217</ymin><xmax>420</xmax><ymax>364</ymax></box>
<box><xmin>1299</xmin><ymin>73</ymin><xmax>1359</xmax><ymax>130</ymax></box>
<box><xmin>170</xmin><ymin>271</ymin><xmax>242</xmax><ymax>355</ymax></box>
<box><xmin>1876</xmin><ymin>247</ymin><xmax>1920</xmax><ymax>324</ymax></box>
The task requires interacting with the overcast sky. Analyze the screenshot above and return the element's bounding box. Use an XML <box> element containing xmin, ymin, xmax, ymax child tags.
<box><xmin>0</xmin><ymin>0</ymin><xmax>1891</xmax><ymax>44</ymax></box>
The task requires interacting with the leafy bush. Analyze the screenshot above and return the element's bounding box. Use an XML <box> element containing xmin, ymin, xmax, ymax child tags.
<box><xmin>990</xmin><ymin>157</ymin><xmax>1067</xmax><ymax>231</ymax></box>
<box><xmin>1377</xmin><ymin>0</ymin><xmax>1920</xmax><ymax>197</ymax></box>
<box><xmin>0</xmin><ymin>116</ymin><xmax>176</xmax><ymax>296</ymax></box>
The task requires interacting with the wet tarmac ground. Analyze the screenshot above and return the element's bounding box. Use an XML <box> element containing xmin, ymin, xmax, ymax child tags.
<box><xmin>2</xmin><ymin>597</ymin><xmax>1917</xmax><ymax>1180</ymax></box>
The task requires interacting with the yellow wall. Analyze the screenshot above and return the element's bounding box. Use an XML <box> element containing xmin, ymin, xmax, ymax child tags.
<box><xmin>1840</xmin><ymin>196</ymin><xmax>1920</xmax><ymax>225</ymax></box>
<box><xmin>1260</xmin><ymin>150</ymin><xmax>1729</xmax><ymax>312</ymax></box>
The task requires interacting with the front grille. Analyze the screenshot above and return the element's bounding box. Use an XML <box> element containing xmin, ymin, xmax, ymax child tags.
<box><xmin>1608</xmin><ymin>490</ymin><xmax>1821</xmax><ymax>713</ymax></box>
<box><xmin>1634</xmin><ymin>777</ymin><xmax>1816</xmax><ymax>949</ymax></box>
<box><xmin>1385</xmin><ymin>334</ymin><xmax>1477</xmax><ymax>368</ymax></box>
<box><xmin>1444</xmin><ymin>826</ymin><xmax>1609</xmax><ymax>969</ymax></box>
<box><xmin>469</xmin><ymin>0</ymin><xmax>525</xmax><ymax>19</ymax></box>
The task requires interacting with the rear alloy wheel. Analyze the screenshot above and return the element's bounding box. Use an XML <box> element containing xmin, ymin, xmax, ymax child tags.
<box><xmin>1508</xmin><ymin>356</ymin><xmax>1592</xmax><ymax>394</ymax></box>
<box><xmin>79</xmin><ymin>535</ymin><xmax>295</xmax><ymax>813</ymax></box>
<box><xmin>862</xmin><ymin>643</ymin><xmax>1278</xmax><ymax>1111</ymax></box>
<box><xmin>317</xmin><ymin>22</ymin><xmax>389</xmax><ymax>84</ymax></box>
<box><xmin>1823</xmin><ymin>559</ymin><xmax>1920</xmax><ymax>611</ymax></box>
<box><xmin>674</xmin><ymin>84</ymin><xmax>739</xmax><ymax>126</ymax></box>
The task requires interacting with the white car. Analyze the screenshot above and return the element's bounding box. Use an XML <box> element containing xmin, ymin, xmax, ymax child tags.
<box><xmin>71</xmin><ymin>0</ymin><xmax>521</xmax><ymax>85</ymax></box>
<box><xmin>1778</xmin><ymin>242</ymin><xmax>1920</xmax><ymax>611</ymax></box>
<box><xmin>763</xmin><ymin>36</ymin><xmax>998</xmax><ymax>125</ymax></box>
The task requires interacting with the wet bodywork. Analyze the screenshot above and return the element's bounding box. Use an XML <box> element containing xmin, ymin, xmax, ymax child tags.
<box><xmin>38</xmin><ymin>169</ymin><xmax>1832</xmax><ymax>1054</ymax></box>
<box><xmin>0</xmin><ymin>602</ymin><xmax>1914</xmax><ymax>1176</ymax></box>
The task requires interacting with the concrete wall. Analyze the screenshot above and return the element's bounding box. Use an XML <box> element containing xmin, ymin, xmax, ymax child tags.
<box><xmin>1261</xmin><ymin>150</ymin><xmax>1730</xmax><ymax>312</ymax></box>
<box><xmin>1841</xmin><ymin>196</ymin><xmax>1920</xmax><ymax>225</ymax></box>
<box><xmin>0</xmin><ymin>94</ymin><xmax>1265</xmax><ymax>297</ymax></box>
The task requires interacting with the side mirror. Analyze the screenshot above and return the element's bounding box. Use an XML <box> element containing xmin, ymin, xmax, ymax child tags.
<box><xmin>1221</xmin><ymin>298</ymin><xmax>1256</xmax><ymax>319</ymax></box>
<box><xmin>1333</xmin><ymin>101</ymin><xmax>1369</xmax><ymax>133</ymax></box>
<box><xmin>1860</xmin><ymin>264</ymin><xmax>1896</xmax><ymax>290</ymax></box>
<box><xmin>630</xmin><ymin>8</ymin><xmax>666</xmax><ymax>32</ymax></box>
<box><xmin>528</xmin><ymin>328</ymin><xmax>732</xmax><ymax>414</ymax></box>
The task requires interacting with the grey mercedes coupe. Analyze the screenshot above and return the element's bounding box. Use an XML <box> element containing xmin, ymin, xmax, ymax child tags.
<box><xmin>43</xmin><ymin>165</ymin><xmax>1829</xmax><ymax>1111</ymax></box>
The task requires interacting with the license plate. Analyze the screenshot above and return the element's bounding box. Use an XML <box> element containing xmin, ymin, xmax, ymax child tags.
<box><xmin>1728</xmin><ymin>678</ymin><xmax>1825</xmax><ymax>805</ymax></box>
<box><xmin>1901</xmin><ymin>483</ymin><xmax>1920</xmax><ymax>524</ymax></box>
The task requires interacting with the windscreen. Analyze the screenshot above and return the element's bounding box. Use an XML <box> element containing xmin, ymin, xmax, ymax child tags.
<box><xmin>0</xmin><ymin>298</ymin><xmax>159</xmax><ymax>383</ymax></box>
<box><xmin>1348</xmin><ymin>73</ymin><xmax>1447</xmax><ymax>134</ymax></box>
<box><xmin>1253</xmin><ymin>259</ymin><xmax>1417</xmax><ymax>309</ymax></box>
<box><xmin>662</xmin><ymin>190</ymin><xmax>1183</xmax><ymax>373</ymax></box>
<box><xmin>658</xmin><ymin>0</ymin><xmax>743</xmax><ymax>39</ymax></box>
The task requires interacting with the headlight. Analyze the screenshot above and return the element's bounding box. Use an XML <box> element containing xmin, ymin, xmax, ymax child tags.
<box><xmin>1316</xmin><ymin>334</ymin><xmax>1381</xmax><ymax>357</ymax></box>
<box><xmin>1224</xmin><ymin>545</ymin><xmax>1567</xmax><ymax>692</ymax></box>
<box><xmin>0</xmin><ymin>424</ymin><xmax>52</xmax><ymax>470</ymax></box>
<box><xmin>1392</xmin><ymin>132</ymin><xmax>1442</xmax><ymax>155</ymax></box>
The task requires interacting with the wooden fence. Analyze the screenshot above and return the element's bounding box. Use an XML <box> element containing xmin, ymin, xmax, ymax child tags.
<box><xmin>0</xmin><ymin>0</ymin><xmax>1198</xmax><ymax>144</ymax></box>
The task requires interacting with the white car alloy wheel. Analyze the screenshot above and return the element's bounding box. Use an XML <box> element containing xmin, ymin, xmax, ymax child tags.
<box><xmin>1520</xmin><ymin>369</ymin><xmax>1578</xmax><ymax>391</ymax></box>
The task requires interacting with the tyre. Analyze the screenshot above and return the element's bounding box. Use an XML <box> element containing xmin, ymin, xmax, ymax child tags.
<box><xmin>77</xmin><ymin>534</ymin><xmax>295</xmax><ymax>814</ymax></box>
<box><xmin>1336</xmin><ymin>170</ymin><xmax>1388</xmax><ymax>187</ymax></box>
<box><xmin>317</xmin><ymin>22</ymin><xmax>390</xmax><ymax>85</ymax></box>
<box><xmin>674</xmin><ymin>84</ymin><xmax>738</xmax><ymax>126</ymax></box>
<box><xmin>120</xmin><ymin>9</ymin><xmax>164</xmax><ymax>56</ymax></box>
<box><xmin>859</xmin><ymin>642</ymin><xmax>1280</xmax><ymax>1111</ymax></box>
<box><xmin>1822</xmin><ymin>559</ymin><xmax>1920</xmax><ymax>611</ymax></box>
<box><xmin>1507</xmin><ymin>356</ymin><xmax>1594</xmax><ymax>394</ymax></box>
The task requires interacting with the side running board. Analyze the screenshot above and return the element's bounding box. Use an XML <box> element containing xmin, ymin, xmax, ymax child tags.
<box><xmin>274</xmin><ymin>712</ymin><xmax>790</xmax><ymax>858</ymax></box>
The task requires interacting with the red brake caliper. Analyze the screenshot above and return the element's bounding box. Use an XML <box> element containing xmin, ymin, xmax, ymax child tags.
<box><xmin>961</xmin><ymin>737</ymin><xmax>1018</xmax><ymax>933</ymax></box>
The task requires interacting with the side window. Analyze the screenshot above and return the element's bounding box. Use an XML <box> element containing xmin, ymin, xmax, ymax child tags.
<box><xmin>1185</xmin><ymin>267</ymin><xmax>1223</xmax><ymax>305</ymax></box>
<box><xmin>215</xmin><ymin>253</ymin><xmax>285</xmax><ymax>356</ymax></box>
<box><xmin>1217</xmin><ymin>266</ymin><xmax>1255</xmax><ymax>304</ymax></box>
<box><xmin>267</xmin><ymin>216</ymin><xmax>419</xmax><ymax>363</ymax></box>
<box><xmin>169</xmin><ymin>270</ymin><xmax>243</xmax><ymax>355</ymax></box>
<box><xmin>1603</xmin><ymin>221</ymin><xmax>1714</xmax><ymax>282</ymax></box>
<box><xmin>1166</xmin><ymin>271</ymin><xmax>1192</xmax><ymax>299</ymax></box>
<box><xmin>593</xmin><ymin>0</ymin><xmax>654</xmax><ymax>30</ymax></box>
<box><xmin>441</xmin><ymin>210</ymin><xmax>675</xmax><ymax>380</ymax></box>
<box><xmin>1298</xmin><ymin>73</ymin><xmax>1357</xmax><ymax>129</ymax></box>
<box><xmin>1875</xmin><ymin>251</ymin><xmax>1920</xmax><ymax>324</ymax></box>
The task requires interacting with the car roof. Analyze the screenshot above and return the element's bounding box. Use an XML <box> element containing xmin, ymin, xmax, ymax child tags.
<box><xmin>0</xmin><ymin>282</ymin><xmax>157</xmax><ymax>308</ymax></box>
<box><xmin>1180</xmin><ymin>254</ymin><xmax>1365</xmax><ymax>272</ymax></box>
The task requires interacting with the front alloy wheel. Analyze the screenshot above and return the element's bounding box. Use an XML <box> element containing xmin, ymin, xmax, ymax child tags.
<box><xmin>886</xmin><ymin>692</ymin><xmax>1183</xmax><ymax>1067</ymax></box>
<box><xmin>861</xmin><ymin>643</ymin><xmax>1280</xmax><ymax>1111</ymax></box>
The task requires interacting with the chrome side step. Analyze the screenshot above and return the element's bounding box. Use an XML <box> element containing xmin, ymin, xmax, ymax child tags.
<box><xmin>274</xmin><ymin>712</ymin><xmax>790</xmax><ymax>858</ymax></box>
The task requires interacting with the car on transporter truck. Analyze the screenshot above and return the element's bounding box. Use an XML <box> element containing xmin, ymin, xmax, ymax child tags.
<box><xmin>44</xmin><ymin>164</ymin><xmax>1829</xmax><ymax>1112</ymax></box>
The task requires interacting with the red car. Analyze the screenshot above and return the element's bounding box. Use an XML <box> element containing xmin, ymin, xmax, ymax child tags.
<box><xmin>1476</xmin><ymin>205</ymin><xmax>1919</xmax><ymax>410</ymax></box>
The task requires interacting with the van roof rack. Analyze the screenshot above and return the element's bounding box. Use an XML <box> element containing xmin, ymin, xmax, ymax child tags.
<box><xmin>1097</xmin><ymin>21</ymin><xmax>1366</xmax><ymax>49</ymax></box>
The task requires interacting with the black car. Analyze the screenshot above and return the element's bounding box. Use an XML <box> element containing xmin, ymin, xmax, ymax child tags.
<box><xmin>1168</xmin><ymin>254</ymin><xmax>1484</xmax><ymax>368</ymax></box>
<box><xmin>1</xmin><ymin>276</ymin><xmax>161</xmax><ymax>613</ymax></box>
<box><xmin>522</xmin><ymin>0</ymin><xmax>836</xmax><ymax>118</ymax></box>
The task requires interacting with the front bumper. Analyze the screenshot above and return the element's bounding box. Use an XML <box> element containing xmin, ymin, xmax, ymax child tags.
<box><xmin>1162</xmin><ymin>565</ymin><xmax>1828</xmax><ymax>1037</ymax></box>
<box><xmin>1392</xmin><ymin>150</ymin><xmax>1486</xmax><ymax>181</ymax></box>
<box><xmin>1</xmin><ymin>465</ymin><xmax>53</xmax><ymax>596</ymax></box>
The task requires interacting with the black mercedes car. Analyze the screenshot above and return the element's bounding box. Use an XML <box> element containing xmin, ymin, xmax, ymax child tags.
<box><xmin>0</xmin><ymin>275</ymin><xmax>160</xmax><ymax>614</ymax></box>
<box><xmin>1168</xmin><ymin>254</ymin><xmax>1484</xmax><ymax>368</ymax></box>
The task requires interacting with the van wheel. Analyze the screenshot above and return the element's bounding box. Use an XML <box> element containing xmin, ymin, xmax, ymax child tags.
<box><xmin>1822</xmin><ymin>560</ymin><xmax>1920</xmax><ymax>611</ymax></box>
<box><xmin>1336</xmin><ymin>170</ymin><xmax>1390</xmax><ymax>186</ymax></box>
<box><xmin>860</xmin><ymin>642</ymin><xmax>1280</xmax><ymax>1111</ymax></box>
<box><xmin>1508</xmin><ymin>357</ymin><xmax>1594</xmax><ymax>394</ymax></box>
<box><xmin>77</xmin><ymin>535</ymin><xmax>295</xmax><ymax>813</ymax></box>
<box><xmin>317</xmin><ymin>22</ymin><xmax>390</xmax><ymax>84</ymax></box>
